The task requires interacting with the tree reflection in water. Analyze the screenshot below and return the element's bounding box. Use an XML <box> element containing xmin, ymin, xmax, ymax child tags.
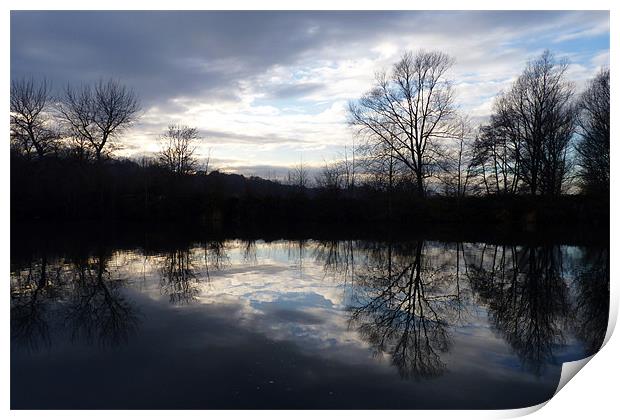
<box><xmin>11</xmin><ymin>250</ymin><xmax>140</xmax><ymax>349</ymax></box>
<box><xmin>347</xmin><ymin>241</ymin><xmax>464</xmax><ymax>379</ymax></box>
<box><xmin>202</xmin><ymin>239</ymin><xmax>229</xmax><ymax>281</ymax></box>
<box><xmin>66</xmin><ymin>250</ymin><xmax>139</xmax><ymax>346</ymax></box>
<box><xmin>11</xmin><ymin>238</ymin><xmax>609</xmax><ymax>380</ymax></box>
<box><xmin>11</xmin><ymin>255</ymin><xmax>61</xmax><ymax>350</ymax></box>
<box><xmin>314</xmin><ymin>240</ymin><xmax>355</xmax><ymax>279</ymax></box>
<box><xmin>159</xmin><ymin>248</ymin><xmax>200</xmax><ymax>305</ymax></box>
<box><xmin>344</xmin><ymin>240</ymin><xmax>608</xmax><ymax>379</ymax></box>
<box><xmin>571</xmin><ymin>247</ymin><xmax>609</xmax><ymax>354</ymax></box>
<box><xmin>466</xmin><ymin>245</ymin><xmax>570</xmax><ymax>375</ymax></box>
<box><xmin>159</xmin><ymin>240</ymin><xmax>231</xmax><ymax>304</ymax></box>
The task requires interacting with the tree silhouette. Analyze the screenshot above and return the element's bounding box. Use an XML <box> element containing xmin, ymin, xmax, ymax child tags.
<box><xmin>576</xmin><ymin>69</ymin><xmax>610</xmax><ymax>195</ymax></box>
<box><xmin>491</xmin><ymin>51</ymin><xmax>576</xmax><ymax>195</ymax></box>
<box><xmin>57</xmin><ymin>79</ymin><xmax>140</xmax><ymax>162</ymax></box>
<box><xmin>349</xmin><ymin>51</ymin><xmax>458</xmax><ymax>197</ymax></box>
<box><xmin>10</xmin><ymin>78</ymin><xmax>59</xmax><ymax>158</ymax></box>
<box><xmin>157</xmin><ymin>124</ymin><xmax>202</xmax><ymax>175</ymax></box>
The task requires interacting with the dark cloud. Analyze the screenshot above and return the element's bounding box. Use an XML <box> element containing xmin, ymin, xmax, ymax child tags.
<box><xmin>11</xmin><ymin>11</ymin><xmax>607</xmax><ymax>107</ymax></box>
<box><xmin>11</xmin><ymin>11</ymin><xmax>394</xmax><ymax>105</ymax></box>
<box><xmin>11</xmin><ymin>11</ymin><xmax>609</xmax><ymax>175</ymax></box>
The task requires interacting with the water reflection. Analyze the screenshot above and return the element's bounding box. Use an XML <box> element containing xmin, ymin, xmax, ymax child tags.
<box><xmin>10</xmin><ymin>235</ymin><xmax>609</xmax><ymax>408</ymax></box>
<box><xmin>67</xmin><ymin>250</ymin><xmax>139</xmax><ymax>346</ymax></box>
<box><xmin>159</xmin><ymin>248</ymin><xmax>201</xmax><ymax>305</ymax></box>
<box><xmin>348</xmin><ymin>242</ymin><xmax>459</xmax><ymax>379</ymax></box>
<box><xmin>11</xmin><ymin>255</ymin><xmax>57</xmax><ymax>350</ymax></box>
<box><xmin>465</xmin><ymin>245</ymin><xmax>571</xmax><ymax>374</ymax></box>
<box><xmin>11</xmin><ymin>250</ymin><xmax>140</xmax><ymax>350</ymax></box>
<box><xmin>201</xmin><ymin>239</ymin><xmax>230</xmax><ymax>278</ymax></box>
<box><xmin>571</xmin><ymin>247</ymin><xmax>609</xmax><ymax>354</ymax></box>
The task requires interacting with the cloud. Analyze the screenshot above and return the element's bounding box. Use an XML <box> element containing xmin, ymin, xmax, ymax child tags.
<box><xmin>553</xmin><ymin>18</ymin><xmax>610</xmax><ymax>43</ymax></box>
<box><xmin>198</xmin><ymin>129</ymin><xmax>308</xmax><ymax>145</ymax></box>
<box><xmin>268</xmin><ymin>82</ymin><xmax>326</xmax><ymax>99</ymax></box>
<box><xmin>11</xmin><ymin>11</ymin><xmax>609</xmax><ymax>174</ymax></box>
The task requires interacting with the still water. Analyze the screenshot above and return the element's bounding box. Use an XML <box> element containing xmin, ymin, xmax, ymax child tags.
<box><xmin>11</xmin><ymin>231</ymin><xmax>609</xmax><ymax>409</ymax></box>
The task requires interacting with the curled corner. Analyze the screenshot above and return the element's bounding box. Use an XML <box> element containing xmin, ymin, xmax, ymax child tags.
<box><xmin>527</xmin><ymin>295</ymin><xmax>616</xmax><ymax>415</ymax></box>
<box><xmin>497</xmin><ymin>278</ymin><xmax>615</xmax><ymax>419</ymax></box>
<box><xmin>551</xmin><ymin>300</ymin><xmax>615</xmax><ymax>399</ymax></box>
<box><xmin>600</xmin><ymin>297</ymin><xmax>618</xmax><ymax>350</ymax></box>
<box><xmin>554</xmin><ymin>355</ymin><xmax>595</xmax><ymax>396</ymax></box>
<box><xmin>549</xmin><ymin>278</ymin><xmax>619</xmax><ymax>394</ymax></box>
<box><xmin>499</xmin><ymin>356</ymin><xmax>596</xmax><ymax>419</ymax></box>
<box><xmin>500</xmin><ymin>313</ymin><xmax>615</xmax><ymax>419</ymax></box>
<box><xmin>499</xmin><ymin>400</ymin><xmax>548</xmax><ymax>418</ymax></box>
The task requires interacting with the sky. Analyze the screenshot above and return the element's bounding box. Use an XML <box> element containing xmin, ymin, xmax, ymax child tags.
<box><xmin>10</xmin><ymin>10</ymin><xmax>610</xmax><ymax>178</ymax></box>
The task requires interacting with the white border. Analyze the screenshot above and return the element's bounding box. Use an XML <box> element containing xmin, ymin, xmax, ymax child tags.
<box><xmin>2</xmin><ymin>2</ymin><xmax>617</xmax><ymax>419</ymax></box>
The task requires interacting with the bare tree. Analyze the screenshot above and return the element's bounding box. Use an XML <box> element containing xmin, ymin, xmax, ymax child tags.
<box><xmin>349</xmin><ymin>50</ymin><xmax>458</xmax><ymax>197</ymax></box>
<box><xmin>576</xmin><ymin>68</ymin><xmax>610</xmax><ymax>194</ymax></box>
<box><xmin>340</xmin><ymin>145</ymin><xmax>356</xmax><ymax>190</ymax></box>
<box><xmin>56</xmin><ymin>79</ymin><xmax>140</xmax><ymax>162</ymax></box>
<box><xmin>288</xmin><ymin>158</ymin><xmax>309</xmax><ymax>190</ymax></box>
<box><xmin>65</xmin><ymin>134</ymin><xmax>93</xmax><ymax>162</ymax></box>
<box><xmin>472</xmin><ymin>96</ymin><xmax>523</xmax><ymax>196</ymax></box>
<box><xmin>10</xmin><ymin>78</ymin><xmax>59</xmax><ymax>158</ymax></box>
<box><xmin>358</xmin><ymin>128</ymin><xmax>407</xmax><ymax>188</ymax></box>
<box><xmin>316</xmin><ymin>160</ymin><xmax>344</xmax><ymax>192</ymax></box>
<box><xmin>157</xmin><ymin>124</ymin><xmax>201</xmax><ymax>175</ymax></box>
<box><xmin>316</xmin><ymin>146</ymin><xmax>358</xmax><ymax>193</ymax></box>
<box><xmin>438</xmin><ymin>116</ymin><xmax>476</xmax><ymax>197</ymax></box>
<box><xmin>203</xmin><ymin>147</ymin><xmax>212</xmax><ymax>174</ymax></box>
<box><xmin>501</xmin><ymin>51</ymin><xmax>576</xmax><ymax>195</ymax></box>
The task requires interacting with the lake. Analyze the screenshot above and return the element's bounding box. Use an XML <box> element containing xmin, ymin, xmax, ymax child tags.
<box><xmin>10</xmin><ymin>225</ymin><xmax>609</xmax><ymax>409</ymax></box>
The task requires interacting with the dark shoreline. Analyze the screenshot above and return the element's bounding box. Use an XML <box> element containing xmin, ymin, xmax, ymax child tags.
<box><xmin>11</xmin><ymin>155</ymin><xmax>609</xmax><ymax>253</ymax></box>
<box><xmin>11</xmin><ymin>217</ymin><xmax>609</xmax><ymax>263</ymax></box>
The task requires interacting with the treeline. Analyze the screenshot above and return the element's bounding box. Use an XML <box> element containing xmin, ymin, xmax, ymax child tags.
<box><xmin>10</xmin><ymin>152</ymin><xmax>609</xmax><ymax>231</ymax></box>
<box><xmin>10</xmin><ymin>49</ymin><xmax>609</xmax><ymax>228</ymax></box>
<box><xmin>347</xmin><ymin>49</ymin><xmax>609</xmax><ymax>198</ymax></box>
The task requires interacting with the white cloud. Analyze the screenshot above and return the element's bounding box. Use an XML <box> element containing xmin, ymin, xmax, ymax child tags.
<box><xmin>34</xmin><ymin>11</ymin><xmax>603</xmax><ymax>174</ymax></box>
